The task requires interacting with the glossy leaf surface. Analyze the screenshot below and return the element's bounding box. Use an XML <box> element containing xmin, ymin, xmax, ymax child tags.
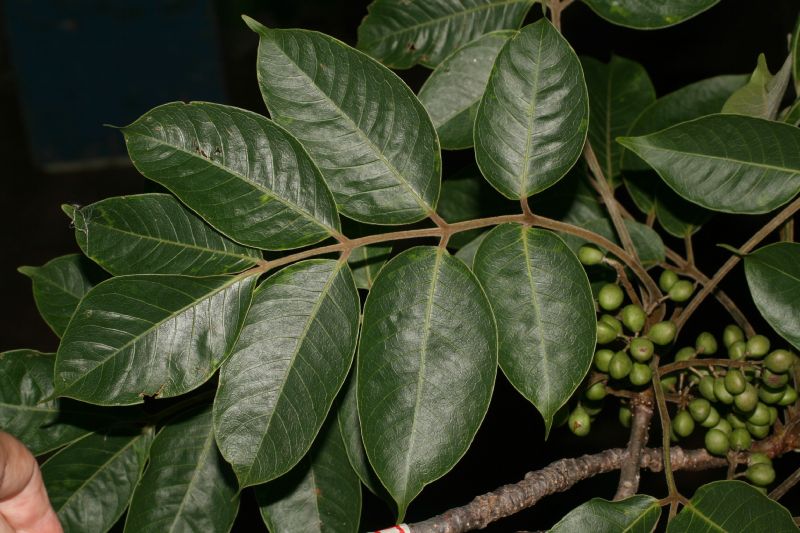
<box><xmin>582</xmin><ymin>0</ymin><xmax>719</xmax><ymax>29</ymax></box>
<box><xmin>124</xmin><ymin>406</ymin><xmax>238</xmax><ymax>533</ymax></box>
<box><xmin>475</xmin><ymin>19</ymin><xmax>588</xmax><ymax>199</ymax></box>
<box><xmin>744</xmin><ymin>242</ymin><xmax>800</xmax><ymax>351</ymax></box>
<box><xmin>55</xmin><ymin>274</ymin><xmax>256</xmax><ymax>405</ymax></box>
<box><xmin>358</xmin><ymin>246</ymin><xmax>497</xmax><ymax>518</ymax></box>
<box><xmin>356</xmin><ymin>0</ymin><xmax>532</xmax><ymax>69</ymax></box>
<box><xmin>624</xmin><ymin>173</ymin><xmax>712</xmax><ymax>237</ymax></box>
<box><xmin>122</xmin><ymin>102</ymin><xmax>340</xmax><ymax>249</ymax></box>
<box><xmin>474</xmin><ymin>224</ymin><xmax>595</xmax><ymax>433</ymax></box>
<box><xmin>619</xmin><ymin>114</ymin><xmax>800</xmax><ymax>214</ymax></box>
<box><xmin>419</xmin><ymin>31</ymin><xmax>514</xmax><ymax>149</ymax></box>
<box><xmin>214</xmin><ymin>260</ymin><xmax>359</xmax><ymax>488</ymax></box>
<box><xmin>581</xmin><ymin>55</ymin><xmax>655</xmax><ymax>181</ymax></box>
<box><xmin>18</xmin><ymin>254</ymin><xmax>95</xmax><ymax>337</ymax></box>
<box><xmin>550</xmin><ymin>495</ymin><xmax>661</xmax><ymax>533</ymax></box>
<box><xmin>667</xmin><ymin>480</ymin><xmax>797</xmax><ymax>532</ymax></box>
<box><xmin>68</xmin><ymin>194</ymin><xmax>261</xmax><ymax>276</ymax></box>
<box><xmin>43</xmin><ymin>429</ymin><xmax>153</xmax><ymax>533</ymax></box>
<box><xmin>257</xmin><ymin>416</ymin><xmax>361</xmax><ymax>533</ymax></box>
<box><xmin>722</xmin><ymin>53</ymin><xmax>792</xmax><ymax>120</ymax></box>
<box><xmin>348</xmin><ymin>245</ymin><xmax>392</xmax><ymax>290</ymax></box>
<box><xmin>248</xmin><ymin>19</ymin><xmax>441</xmax><ymax>224</ymax></box>
<box><xmin>0</xmin><ymin>350</ymin><xmax>90</xmax><ymax>455</ymax></box>
<box><xmin>624</xmin><ymin>74</ymin><xmax>747</xmax><ymax>171</ymax></box>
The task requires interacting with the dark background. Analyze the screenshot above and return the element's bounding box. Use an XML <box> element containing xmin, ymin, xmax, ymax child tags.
<box><xmin>1</xmin><ymin>1</ymin><xmax>798</xmax><ymax>530</ymax></box>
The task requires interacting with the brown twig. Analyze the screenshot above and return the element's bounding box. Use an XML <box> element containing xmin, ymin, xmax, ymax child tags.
<box><xmin>770</xmin><ymin>464</ymin><xmax>800</xmax><ymax>501</ymax></box>
<box><xmin>614</xmin><ymin>397</ymin><xmax>654</xmax><ymax>499</ymax></box>
<box><xmin>547</xmin><ymin>0</ymin><xmax>574</xmax><ymax>32</ymax></box>
<box><xmin>658</xmin><ymin>358</ymin><xmax>758</xmax><ymax>376</ymax></box>
<box><xmin>603</xmin><ymin>257</ymin><xmax>642</xmax><ymax>308</ymax></box>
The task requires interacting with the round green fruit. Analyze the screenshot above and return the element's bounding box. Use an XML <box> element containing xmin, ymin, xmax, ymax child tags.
<box><xmin>660</xmin><ymin>375</ymin><xmax>677</xmax><ymax>392</ymax></box>
<box><xmin>761</xmin><ymin>368</ymin><xmax>789</xmax><ymax>389</ymax></box>
<box><xmin>778</xmin><ymin>386</ymin><xmax>798</xmax><ymax>407</ymax></box>
<box><xmin>733</xmin><ymin>383</ymin><xmax>758</xmax><ymax>413</ymax></box>
<box><xmin>688</xmin><ymin>398</ymin><xmax>711</xmax><ymax>423</ymax></box>
<box><xmin>724</xmin><ymin>369</ymin><xmax>746</xmax><ymax>395</ymax></box>
<box><xmin>585</xmin><ymin>381</ymin><xmax>607</xmax><ymax>401</ymax></box>
<box><xmin>659</xmin><ymin>269</ymin><xmax>679</xmax><ymax>292</ymax></box>
<box><xmin>700</xmin><ymin>406</ymin><xmax>720</xmax><ymax>428</ymax></box>
<box><xmin>620</xmin><ymin>304</ymin><xmax>646</xmax><ymax>333</ymax></box>
<box><xmin>597</xmin><ymin>321</ymin><xmax>617</xmax><ymax>344</ymax></box>
<box><xmin>629</xmin><ymin>363</ymin><xmax>652</xmax><ymax>386</ymax></box>
<box><xmin>609</xmin><ymin>351</ymin><xmax>633</xmax><ymax>380</ymax></box>
<box><xmin>704</xmin><ymin>429</ymin><xmax>730</xmax><ymax>456</ymax></box>
<box><xmin>758</xmin><ymin>384</ymin><xmax>786</xmax><ymax>405</ymax></box>
<box><xmin>668</xmin><ymin>280</ymin><xmax>694</xmax><ymax>302</ymax></box>
<box><xmin>618</xmin><ymin>405</ymin><xmax>632</xmax><ymax>428</ymax></box>
<box><xmin>746</xmin><ymin>403</ymin><xmax>770</xmax><ymax>426</ymax></box>
<box><xmin>746</xmin><ymin>422</ymin><xmax>770</xmax><ymax>439</ymax></box>
<box><xmin>598</xmin><ymin>283</ymin><xmax>625</xmax><ymax>311</ymax></box>
<box><xmin>673</xmin><ymin>410</ymin><xmax>695</xmax><ymax>438</ymax></box>
<box><xmin>569</xmin><ymin>406</ymin><xmax>591</xmax><ymax>437</ymax></box>
<box><xmin>764</xmin><ymin>349</ymin><xmax>794</xmax><ymax>373</ymax></box>
<box><xmin>629</xmin><ymin>337</ymin><xmax>655</xmax><ymax>362</ymax></box>
<box><xmin>647</xmin><ymin>321</ymin><xmax>677</xmax><ymax>346</ymax></box>
<box><xmin>714</xmin><ymin>377</ymin><xmax>735</xmax><ymax>405</ymax></box>
<box><xmin>675</xmin><ymin>346</ymin><xmax>696</xmax><ymax>362</ymax></box>
<box><xmin>695</xmin><ymin>332</ymin><xmax>718</xmax><ymax>355</ymax></box>
<box><xmin>712</xmin><ymin>418</ymin><xmax>732</xmax><ymax>435</ymax></box>
<box><xmin>578</xmin><ymin>245</ymin><xmax>604</xmax><ymax>266</ymax></box>
<box><xmin>594</xmin><ymin>349</ymin><xmax>614</xmax><ymax>372</ymax></box>
<box><xmin>749</xmin><ymin>453</ymin><xmax>771</xmax><ymax>466</ymax></box>
<box><xmin>727</xmin><ymin>412</ymin><xmax>747</xmax><ymax>430</ymax></box>
<box><xmin>600</xmin><ymin>314</ymin><xmax>623</xmax><ymax>334</ymax></box>
<box><xmin>698</xmin><ymin>375</ymin><xmax>717</xmax><ymax>402</ymax></box>
<box><xmin>729</xmin><ymin>428</ymin><xmax>752</xmax><ymax>451</ymax></box>
<box><xmin>723</xmin><ymin>325</ymin><xmax>744</xmax><ymax>348</ymax></box>
<box><xmin>728</xmin><ymin>340</ymin><xmax>747</xmax><ymax>361</ymax></box>
<box><xmin>746</xmin><ymin>463</ymin><xmax>775</xmax><ymax>486</ymax></box>
<box><xmin>746</xmin><ymin>335</ymin><xmax>770</xmax><ymax>358</ymax></box>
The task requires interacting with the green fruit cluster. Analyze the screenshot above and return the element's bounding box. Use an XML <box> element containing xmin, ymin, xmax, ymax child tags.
<box><xmin>659</xmin><ymin>269</ymin><xmax>694</xmax><ymax>303</ymax></box>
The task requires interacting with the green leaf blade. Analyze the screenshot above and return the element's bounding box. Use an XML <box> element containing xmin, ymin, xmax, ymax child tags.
<box><xmin>43</xmin><ymin>429</ymin><xmax>154</xmax><ymax>533</ymax></box>
<box><xmin>248</xmin><ymin>20</ymin><xmax>441</xmax><ymax>224</ymax></box>
<box><xmin>474</xmin><ymin>19</ymin><xmax>589</xmax><ymax>199</ymax></box>
<box><xmin>18</xmin><ymin>254</ymin><xmax>95</xmax><ymax>337</ymax></box>
<box><xmin>550</xmin><ymin>495</ymin><xmax>661</xmax><ymax>533</ymax></box>
<box><xmin>618</xmin><ymin>114</ymin><xmax>800</xmax><ymax>214</ymax></box>
<box><xmin>213</xmin><ymin>260</ymin><xmax>360</xmax><ymax>488</ymax></box>
<box><xmin>71</xmin><ymin>194</ymin><xmax>261</xmax><ymax>276</ymax></box>
<box><xmin>356</xmin><ymin>0</ymin><xmax>533</xmax><ymax>69</ymax></box>
<box><xmin>667</xmin><ymin>480</ymin><xmax>798</xmax><ymax>532</ymax></box>
<box><xmin>122</xmin><ymin>102</ymin><xmax>340</xmax><ymax>249</ymax></box>
<box><xmin>722</xmin><ymin>53</ymin><xmax>792</xmax><ymax>120</ymax></box>
<box><xmin>55</xmin><ymin>274</ymin><xmax>256</xmax><ymax>405</ymax></box>
<box><xmin>124</xmin><ymin>406</ymin><xmax>239</xmax><ymax>533</ymax></box>
<box><xmin>473</xmin><ymin>224</ymin><xmax>596</xmax><ymax>433</ymax></box>
<box><xmin>358</xmin><ymin>246</ymin><xmax>497</xmax><ymax>518</ymax></box>
<box><xmin>582</xmin><ymin>0</ymin><xmax>719</xmax><ymax>29</ymax></box>
<box><xmin>744</xmin><ymin>242</ymin><xmax>800</xmax><ymax>351</ymax></box>
<box><xmin>256</xmin><ymin>415</ymin><xmax>362</xmax><ymax>533</ymax></box>
<box><xmin>419</xmin><ymin>30</ymin><xmax>515</xmax><ymax>149</ymax></box>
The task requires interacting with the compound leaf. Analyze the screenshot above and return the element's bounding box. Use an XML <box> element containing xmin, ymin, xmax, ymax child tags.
<box><xmin>122</xmin><ymin>102</ymin><xmax>340</xmax><ymax>250</ymax></box>
<box><xmin>247</xmin><ymin>18</ymin><xmax>441</xmax><ymax>224</ymax></box>
<box><xmin>55</xmin><ymin>274</ymin><xmax>256</xmax><ymax>405</ymax></box>
<box><xmin>69</xmin><ymin>194</ymin><xmax>261</xmax><ymax>276</ymax></box>
<box><xmin>744</xmin><ymin>242</ymin><xmax>800</xmax><ymax>351</ymax></box>
<box><xmin>473</xmin><ymin>224</ymin><xmax>595</xmax><ymax>434</ymax></box>
<box><xmin>618</xmin><ymin>114</ymin><xmax>800</xmax><ymax>214</ymax></box>
<box><xmin>357</xmin><ymin>0</ymin><xmax>533</xmax><ymax>69</ymax></box>
<box><xmin>214</xmin><ymin>260</ymin><xmax>360</xmax><ymax>488</ymax></box>
<box><xmin>358</xmin><ymin>246</ymin><xmax>497</xmax><ymax>519</ymax></box>
<box><xmin>475</xmin><ymin>19</ymin><xmax>588</xmax><ymax>199</ymax></box>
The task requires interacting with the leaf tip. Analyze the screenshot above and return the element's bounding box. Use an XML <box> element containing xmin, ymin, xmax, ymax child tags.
<box><xmin>61</xmin><ymin>203</ymin><xmax>77</xmax><ymax>220</ymax></box>
<box><xmin>716</xmin><ymin>243</ymin><xmax>744</xmax><ymax>257</ymax></box>
<box><xmin>17</xmin><ymin>265</ymin><xmax>34</xmax><ymax>278</ymax></box>
<box><xmin>242</xmin><ymin>14</ymin><xmax>267</xmax><ymax>34</ymax></box>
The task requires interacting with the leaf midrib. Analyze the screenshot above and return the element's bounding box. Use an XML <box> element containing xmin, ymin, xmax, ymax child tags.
<box><xmin>519</xmin><ymin>25</ymin><xmax>546</xmax><ymax>196</ymax></box>
<box><xmin>520</xmin><ymin>228</ymin><xmax>551</xmax><ymax>402</ymax></box>
<box><xmin>165</xmin><ymin>426</ymin><xmax>216</xmax><ymax>533</ymax></box>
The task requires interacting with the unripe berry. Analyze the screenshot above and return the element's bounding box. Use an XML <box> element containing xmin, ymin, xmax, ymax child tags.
<box><xmin>688</xmin><ymin>398</ymin><xmax>711</xmax><ymax>423</ymax></box>
<box><xmin>674</xmin><ymin>346</ymin><xmax>696</xmax><ymax>362</ymax></box>
<box><xmin>727</xmin><ymin>412</ymin><xmax>747</xmax><ymax>429</ymax></box>
<box><xmin>746</xmin><ymin>335</ymin><xmax>770</xmax><ymax>358</ymax></box>
<box><xmin>761</xmin><ymin>368</ymin><xmax>789</xmax><ymax>389</ymax></box>
<box><xmin>660</xmin><ymin>375</ymin><xmax>678</xmax><ymax>392</ymax></box>
<box><xmin>758</xmin><ymin>384</ymin><xmax>786</xmax><ymax>405</ymax></box>
<box><xmin>569</xmin><ymin>406</ymin><xmax>591</xmax><ymax>436</ymax></box>
<box><xmin>712</xmin><ymin>418</ymin><xmax>732</xmax><ymax>435</ymax></box>
<box><xmin>620</xmin><ymin>304</ymin><xmax>646</xmax><ymax>333</ymax></box>
<box><xmin>598</xmin><ymin>283</ymin><xmax>624</xmax><ymax>311</ymax></box>
<box><xmin>749</xmin><ymin>453</ymin><xmax>771</xmax><ymax>466</ymax></box>
<box><xmin>594</xmin><ymin>349</ymin><xmax>614</xmax><ymax>372</ymax></box>
<box><xmin>618</xmin><ymin>405</ymin><xmax>632</xmax><ymax>428</ymax></box>
<box><xmin>747</xmin><ymin>403</ymin><xmax>770</xmax><ymax>426</ymax></box>
<box><xmin>730</xmin><ymin>428</ymin><xmax>752</xmax><ymax>451</ymax></box>
<box><xmin>659</xmin><ymin>269</ymin><xmax>678</xmax><ymax>292</ymax></box>
<box><xmin>746</xmin><ymin>463</ymin><xmax>775</xmax><ymax>486</ymax></box>
<box><xmin>668</xmin><ymin>280</ymin><xmax>694</xmax><ymax>302</ymax></box>
<box><xmin>629</xmin><ymin>362</ymin><xmax>652</xmax><ymax>386</ymax></box>
<box><xmin>584</xmin><ymin>381</ymin><xmax>607</xmax><ymax>401</ymax></box>
<box><xmin>694</xmin><ymin>332</ymin><xmax>718</xmax><ymax>355</ymax></box>
<box><xmin>698</xmin><ymin>375</ymin><xmax>716</xmax><ymax>402</ymax></box>
<box><xmin>578</xmin><ymin>245</ymin><xmax>604</xmax><ymax>265</ymax></box>
<box><xmin>714</xmin><ymin>377</ymin><xmax>735</xmax><ymax>405</ymax></box>
<box><xmin>609</xmin><ymin>351</ymin><xmax>633</xmax><ymax>380</ymax></box>
<box><xmin>724</xmin><ymin>369</ymin><xmax>746</xmax><ymax>395</ymax></box>
<box><xmin>596</xmin><ymin>321</ymin><xmax>617</xmax><ymax>344</ymax></box>
<box><xmin>778</xmin><ymin>386</ymin><xmax>798</xmax><ymax>406</ymax></box>
<box><xmin>629</xmin><ymin>337</ymin><xmax>654</xmax><ymax>362</ymax></box>
<box><xmin>727</xmin><ymin>340</ymin><xmax>747</xmax><ymax>361</ymax></box>
<box><xmin>764</xmin><ymin>349</ymin><xmax>794</xmax><ymax>373</ymax></box>
<box><xmin>673</xmin><ymin>410</ymin><xmax>695</xmax><ymax>437</ymax></box>
<box><xmin>768</xmin><ymin>406</ymin><xmax>778</xmax><ymax>426</ymax></box>
<box><xmin>746</xmin><ymin>421</ymin><xmax>770</xmax><ymax>439</ymax></box>
<box><xmin>600</xmin><ymin>314</ymin><xmax>623</xmax><ymax>334</ymax></box>
<box><xmin>722</xmin><ymin>325</ymin><xmax>744</xmax><ymax>348</ymax></box>
<box><xmin>705</xmin><ymin>428</ymin><xmax>730</xmax><ymax>456</ymax></box>
<box><xmin>733</xmin><ymin>383</ymin><xmax>758</xmax><ymax>413</ymax></box>
<box><xmin>700</xmin><ymin>405</ymin><xmax>720</xmax><ymax>428</ymax></box>
<box><xmin>647</xmin><ymin>321</ymin><xmax>676</xmax><ymax>346</ymax></box>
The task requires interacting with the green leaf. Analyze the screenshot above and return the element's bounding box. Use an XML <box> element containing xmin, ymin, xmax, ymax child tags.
<box><xmin>122</xmin><ymin>102</ymin><xmax>341</xmax><ymax>249</ymax></box>
<box><xmin>336</xmin><ymin>369</ymin><xmax>392</xmax><ymax>502</ymax></box>
<box><xmin>473</xmin><ymin>224</ymin><xmax>595</xmax><ymax>434</ymax></box>
<box><xmin>256</xmin><ymin>415</ymin><xmax>362</xmax><ymax>533</ymax></box>
<box><xmin>475</xmin><ymin>19</ymin><xmax>588</xmax><ymax>200</ymax></box>
<box><xmin>581</xmin><ymin>0</ymin><xmax>719</xmax><ymax>29</ymax></box>
<box><xmin>124</xmin><ymin>405</ymin><xmax>238</xmax><ymax>533</ymax></box>
<box><xmin>70</xmin><ymin>194</ymin><xmax>262</xmax><ymax>276</ymax></box>
<box><xmin>624</xmin><ymin>173</ymin><xmax>712</xmax><ymax>237</ymax></box>
<box><xmin>667</xmin><ymin>480</ymin><xmax>798</xmax><ymax>532</ymax></box>
<box><xmin>454</xmin><ymin>231</ymin><xmax>489</xmax><ymax>269</ymax></box>
<box><xmin>358</xmin><ymin>246</ymin><xmax>497</xmax><ymax>518</ymax></box>
<box><xmin>419</xmin><ymin>30</ymin><xmax>515</xmax><ymax>149</ymax></box>
<box><xmin>582</xmin><ymin>55</ymin><xmax>655</xmax><ymax>181</ymax></box>
<box><xmin>623</xmin><ymin>75</ymin><xmax>747</xmax><ymax>171</ymax></box>
<box><xmin>781</xmin><ymin>98</ymin><xmax>800</xmax><ymax>126</ymax></box>
<box><xmin>348</xmin><ymin>245</ymin><xmax>392</xmax><ymax>290</ymax></box>
<box><xmin>18</xmin><ymin>254</ymin><xmax>96</xmax><ymax>337</ymax></box>
<box><xmin>744</xmin><ymin>242</ymin><xmax>800</xmax><ymax>351</ymax></box>
<box><xmin>618</xmin><ymin>114</ymin><xmax>800</xmax><ymax>214</ymax></box>
<box><xmin>721</xmin><ymin>53</ymin><xmax>792</xmax><ymax>120</ymax></box>
<box><xmin>356</xmin><ymin>0</ymin><xmax>533</xmax><ymax>69</ymax></box>
<box><xmin>550</xmin><ymin>495</ymin><xmax>661</xmax><ymax>532</ymax></box>
<box><xmin>0</xmin><ymin>350</ymin><xmax>90</xmax><ymax>455</ymax></box>
<box><xmin>55</xmin><ymin>274</ymin><xmax>256</xmax><ymax>405</ymax></box>
<box><xmin>214</xmin><ymin>260</ymin><xmax>360</xmax><ymax>488</ymax></box>
<box><xmin>793</xmin><ymin>14</ymin><xmax>800</xmax><ymax>94</ymax></box>
<box><xmin>43</xmin><ymin>428</ymin><xmax>154</xmax><ymax>533</ymax></box>
<box><xmin>246</xmin><ymin>18</ymin><xmax>441</xmax><ymax>225</ymax></box>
